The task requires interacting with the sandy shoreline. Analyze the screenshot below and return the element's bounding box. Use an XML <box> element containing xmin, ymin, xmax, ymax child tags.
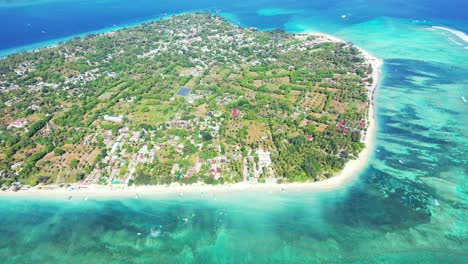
<box><xmin>0</xmin><ymin>32</ymin><xmax>383</xmax><ymax>198</ymax></box>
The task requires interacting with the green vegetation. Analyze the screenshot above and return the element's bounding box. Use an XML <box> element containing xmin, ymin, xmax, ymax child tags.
<box><xmin>0</xmin><ymin>13</ymin><xmax>373</xmax><ymax>188</ymax></box>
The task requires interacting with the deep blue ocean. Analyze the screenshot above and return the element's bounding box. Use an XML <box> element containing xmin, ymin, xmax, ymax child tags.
<box><xmin>0</xmin><ymin>1</ymin><xmax>467</xmax><ymax>263</ymax></box>
<box><xmin>1</xmin><ymin>0</ymin><xmax>468</xmax><ymax>54</ymax></box>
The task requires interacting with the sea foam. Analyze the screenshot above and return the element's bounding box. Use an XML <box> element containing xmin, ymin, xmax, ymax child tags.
<box><xmin>432</xmin><ymin>26</ymin><xmax>468</xmax><ymax>43</ymax></box>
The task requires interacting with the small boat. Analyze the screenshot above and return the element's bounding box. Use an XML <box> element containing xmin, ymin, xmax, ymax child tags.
<box><xmin>398</xmin><ymin>159</ymin><xmax>404</xmax><ymax>164</ymax></box>
<box><xmin>434</xmin><ymin>199</ymin><xmax>440</xmax><ymax>206</ymax></box>
<box><xmin>462</xmin><ymin>96</ymin><xmax>467</xmax><ymax>103</ymax></box>
<box><xmin>150</xmin><ymin>227</ymin><xmax>161</xmax><ymax>238</ymax></box>
<box><xmin>68</xmin><ymin>195</ymin><xmax>72</xmax><ymax>200</ymax></box>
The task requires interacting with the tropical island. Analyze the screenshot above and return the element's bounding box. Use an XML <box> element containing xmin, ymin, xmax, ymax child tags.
<box><xmin>0</xmin><ymin>13</ymin><xmax>381</xmax><ymax>194</ymax></box>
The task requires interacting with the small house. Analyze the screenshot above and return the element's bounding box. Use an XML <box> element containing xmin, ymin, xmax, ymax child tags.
<box><xmin>231</xmin><ymin>108</ymin><xmax>239</xmax><ymax>118</ymax></box>
<box><xmin>11</xmin><ymin>182</ymin><xmax>22</xmax><ymax>192</ymax></box>
<box><xmin>360</xmin><ymin>120</ymin><xmax>367</xmax><ymax>128</ymax></box>
<box><xmin>8</xmin><ymin>118</ymin><xmax>28</xmax><ymax>129</ymax></box>
<box><xmin>103</xmin><ymin>115</ymin><xmax>123</xmax><ymax>123</ymax></box>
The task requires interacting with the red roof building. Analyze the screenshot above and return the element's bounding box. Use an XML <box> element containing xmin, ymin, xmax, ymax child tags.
<box><xmin>336</xmin><ymin>119</ymin><xmax>346</xmax><ymax>131</ymax></box>
<box><xmin>231</xmin><ymin>108</ymin><xmax>239</xmax><ymax>118</ymax></box>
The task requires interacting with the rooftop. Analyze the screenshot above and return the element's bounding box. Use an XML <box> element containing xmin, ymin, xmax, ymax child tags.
<box><xmin>177</xmin><ymin>87</ymin><xmax>191</xmax><ymax>97</ymax></box>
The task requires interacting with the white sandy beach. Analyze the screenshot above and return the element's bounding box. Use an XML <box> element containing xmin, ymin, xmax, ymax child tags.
<box><xmin>0</xmin><ymin>32</ymin><xmax>383</xmax><ymax>198</ymax></box>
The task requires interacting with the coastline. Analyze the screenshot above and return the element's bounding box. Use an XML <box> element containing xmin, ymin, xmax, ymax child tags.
<box><xmin>0</xmin><ymin>13</ymin><xmax>175</xmax><ymax>58</ymax></box>
<box><xmin>0</xmin><ymin>29</ymin><xmax>383</xmax><ymax>199</ymax></box>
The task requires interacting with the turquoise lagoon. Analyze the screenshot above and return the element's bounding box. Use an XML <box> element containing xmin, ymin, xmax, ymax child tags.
<box><xmin>0</xmin><ymin>0</ymin><xmax>467</xmax><ymax>263</ymax></box>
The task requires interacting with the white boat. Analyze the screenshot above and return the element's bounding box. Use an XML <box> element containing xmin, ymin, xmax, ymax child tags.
<box><xmin>150</xmin><ymin>226</ymin><xmax>162</xmax><ymax>238</ymax></box>
<box><xmin>434</xmin><ymin>199</ymin><xmax>440</xmax><ymax>206</ymax></box>
<box><xmin>399</xmin><ymin>159</ymin><xmax>404</xmax><ymax>164</ymax></box>
<box><xmin>462</xmin><ymin>96</ymin><xmax>467</xmax><ymax>103</ymax></box>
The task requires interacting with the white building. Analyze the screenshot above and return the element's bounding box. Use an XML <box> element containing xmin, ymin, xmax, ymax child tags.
<box><xmin>103</xmin><ymin>115</ymin><xmax>123</xmax><ymax>123</ymax></box>
<box><xmin>8</xmin><ymin>118</ymin><xmax>28</xmax><ymax>129</ymax></box>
